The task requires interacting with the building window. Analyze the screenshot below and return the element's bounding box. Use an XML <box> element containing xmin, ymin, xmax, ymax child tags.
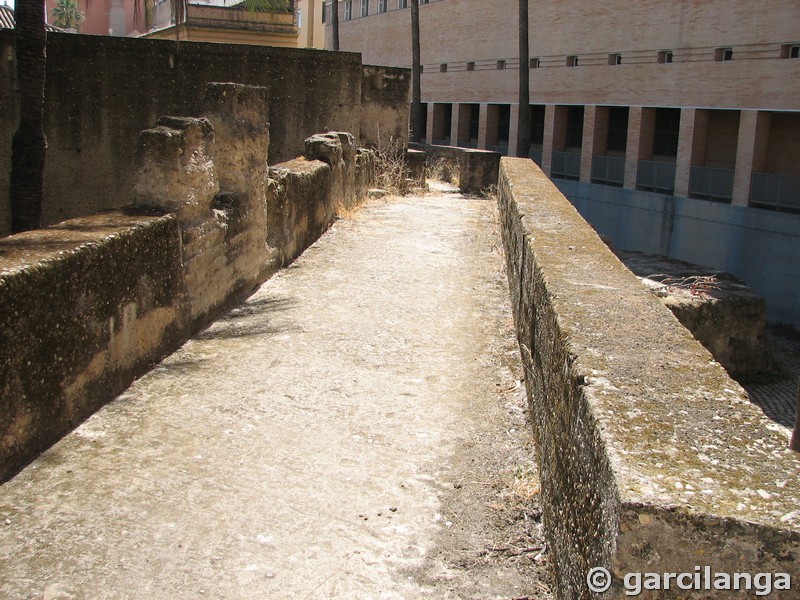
<box><xmin>715</xmin><ymin>47</ymin><xmax>733</xmax><ymax>61</ymax></box>
<box><xmin>360</xmin><ymin>0</ymin><xmax>368</xmax><ymax>17</ymax></box>
<box><xmin>606</xmin><ymin>107</ymin><xmax>629</xmax><ymax>153</ymax></box>
<box><xmin>567</xmin><ymin>55</ymin><xmax>578</xmax><ymax>67</ymax></box>
<box><xmin>398</xmin><ymin>0</ymin><xmax>407</xmax><ymax>7</ymax></box>
<box><xmin>439</xmin><ymin>63</ymin><xmax>447</xmax><ymax>72</ymax></box>
<box><xmin>497</xmin><ymin>60</ymin><xmax>506</xmax><ymax>70</ymax></box>
<box><xmin>321</xmin><ymin>0</ymin><xmax>327</xmax><ymax>22</ymax></box>
<box><xmin>378</xmin><ymin>0</ymin><xmax>387</xmax><ymax>13</ymax></box>
<box><xmin>466</xmin><ymin>61</ymin><xmax>475</xmax><ymax>71</ymax></box>
<box><xmin>565</xmin><ymin>106</ymin><xmax>584</xmax><ymax>149</ymax></box>
<box><xmin>781</xmin><ymin>43</ymin><xmax>800</xmax><ymax>59</ymax></box>
<box><xmin>344</xmin><ymin>0</ymin><xmax>352</xmax><ymax>20</ymax></box>
<box><xmin>530</xmin><ymin>57</ymin><xmax>540</xmax><ymax>68</ymax></box>
<box><xmin>653</xmin><ymin>108</ymin><xmax>680</xmax><ymax>157</ymax></box>
<box><xmin>657</xmin><ymin>50</ymin><xmax>673</xmax><ymax>63</ymax></box>
<box><xmin>419</xmin><ymin>65</ymin><xmax>424</xmax><ymax>73</ymax></box>
<box><xmin>609</xmin><ymin>53</ymin><xmax>622</xmax><ymax>65</ymax></box>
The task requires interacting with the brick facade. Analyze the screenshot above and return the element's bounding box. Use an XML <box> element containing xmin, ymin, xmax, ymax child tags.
<box><xmin>332</xmin><ymin>0</ymin><xmax>800</xmax><ymax>211</ymax></box>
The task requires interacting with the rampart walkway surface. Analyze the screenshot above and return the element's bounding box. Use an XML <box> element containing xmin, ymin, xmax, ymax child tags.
<box><xmin>0</xmin><ymin>185</ymin><xmax>551</xmax><ymax>599</ymax></box>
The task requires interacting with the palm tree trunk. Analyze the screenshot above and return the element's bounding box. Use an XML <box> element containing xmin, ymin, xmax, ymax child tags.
<box><xmin>331</xmin><ymin>0</ymin><xmax>339</xmax><ymax>50</ymax></box>
<box><xmin>409</xmin><ymin>0</ymin><xmax>423</xmax><ymax>143</ymax></box>
<box><xmin>10</xmin><ymin>0</ymin><xmax>48</xmax><ymax>233</ymax></box>
<box><xmin>515</xmin><ymin>0</ymin><xmax>530</xmax><ymax>158</ymax></box>
<box><xmin>791</xmin><ymin>379</ymin><xmax>800</xmax><ymax>452</ymax></box>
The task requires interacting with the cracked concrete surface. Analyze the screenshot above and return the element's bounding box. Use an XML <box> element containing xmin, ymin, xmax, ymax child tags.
<box><xmin>0</xmin><ymin>185</ymin><xmax>550</xmax><ymax>599</ymax></box>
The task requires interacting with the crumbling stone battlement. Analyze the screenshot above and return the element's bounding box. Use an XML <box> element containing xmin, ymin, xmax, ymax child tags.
<box><xmin>0</xmin><ymin>82</ymin><xmax>374</xmax><ymax>481</ymax></box>
<box><xmin>407</xmin><ymin>143</ymin><xmax>500</xmax><ymax>194</ymax></box>
<box><xmin>497</xmin><ymin>157</ymin><xmax>800</xmax><ymax>599</ymax></box>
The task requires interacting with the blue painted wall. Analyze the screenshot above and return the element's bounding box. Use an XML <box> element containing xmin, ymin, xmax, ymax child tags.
<box><xmin>556</xmin><ymin>180</ymin><xmax>800</xmax><ymax>328</ymax></box>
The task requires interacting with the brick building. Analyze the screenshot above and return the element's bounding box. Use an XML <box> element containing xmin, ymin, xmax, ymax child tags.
<box><xmin>330</xmin><ymin>0</ymin><xmax>800</xmax><ymax>212</ymax></box>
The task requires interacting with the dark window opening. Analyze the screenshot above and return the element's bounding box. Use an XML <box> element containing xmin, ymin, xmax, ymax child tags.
<box><xmin>529</xmin><ymin>105</ymin><xmax>545</xmax><ymax>146</ymax></box>
<box><xmin>567</xmin><ymin>55</ymin><xmax>578</xmax><ymax>67</ymax></box>
<box><xmin>497</xmin><ymin>60</ymin><xmax>506</xmax><ymax>70</ymax></box>
<box><xmin>440</xmin><ymin>63</ymin><xmax>447</xmax><ymax>72</ymax></box>
<box><xmin>781</xmin><ymin>44</ymin><xmax>800</xmax><ymax>59</ymax></box>
<box><xmin>321</xmin><ymin>1</ymin><xmax>327</xmax><ymax>22</ymax></box>
<box><xmin>530</xmin><ymin>57</ymin><xmax>540</xmax><ymax>69</ymax></box>
<box><xmin>606</xmin><ymin>107</ymin><xmax>629</xmax><ymax>153</ymax></box>
<box><xmin>566</xmin><ymin>106</ymin><xmax>584</xmax><ymax>149</ymax></box>
<box><xmin>466</xmin><ymin>62</ymin><xmax>475</xmax><ymax>71</ymax></box>
<box><xmin>497</xmin><ymin>104</ymin><xmax>511</xmax><ymax>144</ymax></box>
<box><xmin>657</xmin><ymin>50</ymin><xmax>674</xmax><ymax>63</ymax></box>
<box><xmin>609</xmin><ymin>53</ymin><xmax>622</xmax><ymax>65</ymax></box>
<box><xmin>715</xmin><ymin>47</ymin><xmax>733</xmax><ymax>61</ymax></box>
<box><xmin>653</xmin><ymin>108</ymin><xmax>680</xmax><ymax>157</ymax></box>
<box><xmin>469</xmin><ymin>105</ymin><xmax>480</xmax><ymax>141</ymax></box>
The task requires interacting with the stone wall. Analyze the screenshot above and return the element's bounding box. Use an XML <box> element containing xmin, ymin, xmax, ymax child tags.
<box><xmin>0</xmin><ymin>210</ymin><xmax>183</xmax><ymax>481</ymax></box>
<box><xmin>360</xmin><ymin>65</ymin><xmax>411</xmax><ymax>150</ymax></box>
<box><xmin>0</xmin><ymin>81</ymin><xmax>372</xmax><ymax>481</ymax></box>
<box><xmin>0</xmin><ymin>30</ymin><xmax>383</xmax><ymax>236</ymax></box>
<box><xmin>407</xmin><ymin>143</ymin><xmax>500</xmax><ymax>193</ymax></box>
<box><xmin>267</xmin><ymin>133</ymin><xmax>373</xmax><ymax>266</ymax></box>
<box><xmin>498</xmin><ymin>157</ymin><xmax>800</xmax><ymax>599</ymax></box>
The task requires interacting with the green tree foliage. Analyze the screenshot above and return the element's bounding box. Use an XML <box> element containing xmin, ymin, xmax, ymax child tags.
<box><xmin>51</xmin><ymin>0</ymin><xmax>85</xmax><ymax>31</ymax></box>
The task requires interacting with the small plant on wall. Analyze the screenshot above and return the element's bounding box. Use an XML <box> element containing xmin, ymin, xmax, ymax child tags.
<box><xmin>51</xmin><ymin>0</ymin><xmax>86</xmax><ymax>32</ymax></box>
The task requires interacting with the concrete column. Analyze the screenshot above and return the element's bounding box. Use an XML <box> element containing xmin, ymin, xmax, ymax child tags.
<box><xmin>580</xmin><ymin>105</ymin><xmax>597</xmax><ymax>182</ymax></box>
<box><xmin>425</xmin><ymin>103</ymin><xmax>435</xmax><ymax>145</ymax></box>
<box><xmin>624</xmin><ymin>107</ymin><xmax>656</xmax><ymax>189</ymax></box>
<box><xmin>508</xmin><ymin>104</ymin><xmax>520</xmax><ymax>157</ymax></box>
<box><xmin>674</xmin><ymin>108</ymin><xmax>698</xmax><ymax>198</ymax></box>
<box><xmin>305</xmin><ymin>0</ymin><xmax>316</xmax><ymax>48</ymax></box>
<box><xmin>450</xmin><ymin>103</ymin><xmax>462</xmax><ymax>147</ymax></box>
<box><xmin>624</xmin><ymin>106</ymin><xmax>643</xmax><ymax>188</ymax></box>
<box><xmin>732</xmin><ymin>110</ymin><xmax>771</xmax><ymax>207</ymax></box>
<box><xmin>541</xmin><ymin>104</ymin><xmax>557</xmax><ymax>176</ymax></box>
<box><xmin>477</xmin><ymin>103</ymin><xmax>489</xmax><ymax>149</ymax></box>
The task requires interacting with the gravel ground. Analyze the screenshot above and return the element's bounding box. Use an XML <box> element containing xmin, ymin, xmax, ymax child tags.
<box><xmin>0</xmin><ymin>185</ymin><xmax>551</xmax><ymax>599</ymax></box>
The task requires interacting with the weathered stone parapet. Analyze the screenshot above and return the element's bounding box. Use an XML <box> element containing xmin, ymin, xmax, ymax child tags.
<box><xmin>305</xmin><ymin>131</ymin><xmax>360</xmax><ymax>211</ymax></box>
<box><xmin>0</xmin><ymin>210</ymin><xmax>183</xmax><ymax>481</ymax></box>
<box><xmin>203</xmin><ymin>82</ymin><xmax>273</xmax><ymax>284</ymax></box>
<box><xmin>204</xmin><ymin>82</ymin><xmax>270</xmax><ymax>202</ymax></box>
<box><xmin>267</xmin><ymin>159</ymin><xmax>332</xmax><ymax>265</ymax></box>
<box><xmin>407</xmin><ymin>143</ymin><xmax>500</xmax><ymax>193</ymax></box>
<box><xmin>497</xmin><ymin>157</ymin><xmax>800</xmax><ymax>599</ymax></box>
<box><xmin>404</xmin><ymin>149</ymin><xmax>427</xmax><ymax>187</ymax></box>
<box><xmin>355</xmin><ymin>148</ymin><xmax>375</xmax><ymax>203</ymax></box>
<box><xmin>133</xmin><ymin>117</ymin><xmax>218</xmax><ymax>222</ymax></box>
<box><xmin>133</xmin><ymin>105</ymin><xmax>275</xmax><ymax>326</ymax></box>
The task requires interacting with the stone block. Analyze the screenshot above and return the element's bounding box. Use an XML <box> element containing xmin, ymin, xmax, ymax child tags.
<box><xmin>305</xmin><ymin>131</ymin><xmax>359</xmax><ymax>210</ymax></box>
<box><xmin>267</xmin><ymin>159</ymin><xmax>333</xmax><ymax>264</ymax></box>
<box><xmin>618</xmin><ymin>250</ymin><xmax>776</xmax><ymax>381</ymax></box>
<box><xmin>203</xmin><ymin>82</ymin><xmax>270</xmax><ymax>204</ymax></box>
<box><xmin>133</xmin><ymin>116</ymin><xmax>218</xmax><ymax>223</ymax></box>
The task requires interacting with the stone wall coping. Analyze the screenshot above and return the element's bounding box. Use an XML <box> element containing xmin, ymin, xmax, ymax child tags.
<box><xmin>500</xmin><ymin>156</ymin><xmax>800</xmax><ymax>531</ymax></box>
<box><xmin>0</xmin><ymin>209</ymin><xmax>173</xmax><ymax>274</ymax></box>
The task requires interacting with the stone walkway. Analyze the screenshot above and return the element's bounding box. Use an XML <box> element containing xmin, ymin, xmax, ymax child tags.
<box><xmin>745</xmin><ymin>330</ymin><xmax>800</xmax><ymax>430</ymax></box>
<box><xmin>0</xmin><ymin>186</ymin><xmax>551</xmax><ymax>599</ymax></box>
